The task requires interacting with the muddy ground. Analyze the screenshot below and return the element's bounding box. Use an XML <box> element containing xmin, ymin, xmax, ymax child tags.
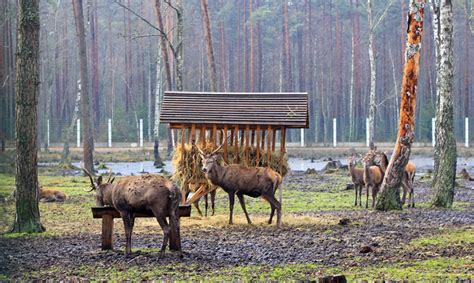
<box><xmin>0</xmin><ymin>171</ymin><xmax>473</xmax><ymax>281</ymax></box>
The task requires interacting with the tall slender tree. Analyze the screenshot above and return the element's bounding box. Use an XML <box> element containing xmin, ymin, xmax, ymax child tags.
<box><xmin>72</xmin><ymin>0</ymin><xmax>94</xmax><ymax>173</ymax></box>
<box><xmin>432</xmin><ymin>0</ymin><xmax>456</xmax><ymax>208</ymax></box>
<box><xmin>376</xmin><ymin>0</ymin><xmax>425</xmax><ymax>211</ymax></box>
<box><xmin>200</xmin><ymin>0</ymin><xmax>218</xmax><ymax>92</ymax></box>
<box><xmin>12</xmin><ymin>0</ymin><xmax>44</xmax><ymax>233</ymax></box>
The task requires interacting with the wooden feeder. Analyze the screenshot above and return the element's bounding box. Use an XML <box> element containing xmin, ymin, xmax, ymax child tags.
<box><xmin>160</xmin><ymin>91</ymin><xmax>309</xmax><ymax>204</ymax></box>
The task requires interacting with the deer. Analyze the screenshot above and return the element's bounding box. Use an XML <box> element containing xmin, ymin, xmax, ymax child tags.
<box><xmin>347</xmin><ymin>156</ymin><xmax>365</xmax><ymax>207</ymax></box>
<box><xmin>362</xmin><ymin>150</ymin><xmax>384</xmax><ymax>209</ymax></box>
<box><xmin>460</xmin><ymin>168</ymin><xmax>474</xmax><ymax>181</ymax></box>
<box><xmin>195</xmin><ymin>141</ymin><xmax>283</xmax><ymax>227</ymax></box>
<box><xmin>374</xmin><ymin>151</ymin><xmax>417</xmax><ymax>208</ymax></box>
<box><xmin>37</xmin><ymin>185</ymin><xmax>67</xmax><ymax>202</ymax></box>
<box><xmin>82</xmin><ymin>168</ymin><xmax>181</xmax><ymax>258</ymax></box>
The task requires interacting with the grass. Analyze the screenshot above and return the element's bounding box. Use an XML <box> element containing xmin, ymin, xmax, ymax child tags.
<box><xmin>24</xmin><ymin>257</ymin><xmax>473</xmax><ymax>281</ymax></box>
<box><xmin>1</xmin><ymin>172</ymin><xmax>473</xmax><ymax>281</ymax></box>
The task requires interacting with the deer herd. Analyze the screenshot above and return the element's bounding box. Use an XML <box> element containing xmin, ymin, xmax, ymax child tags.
<box><xmin>37</xmin><ymin>137</ymin><xmax>422</xmax><ymax>257</ymax></box>
<box><xmin>348</xmin><ymin>147</ymin><xmax>417</xmax><ymax>209</ymax></box>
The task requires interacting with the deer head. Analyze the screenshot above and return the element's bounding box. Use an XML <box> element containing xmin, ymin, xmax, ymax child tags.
<box><xmin>82</xmin><ymin>166</ymin><xmax>115</xmax><ymax>206</ymax></box>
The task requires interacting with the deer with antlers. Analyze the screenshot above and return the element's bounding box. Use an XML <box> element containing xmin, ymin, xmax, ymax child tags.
<box><xmin>82</xmin><ymin>168</ymin><xmax>181</xmax><ymax>257</ymax></box>
<box><xmin>194</xmin><ymin>138</ymin><xmax>283</xmax><ymax>227</ymax></box>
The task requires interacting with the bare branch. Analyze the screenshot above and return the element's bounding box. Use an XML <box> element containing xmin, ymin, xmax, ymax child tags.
<box><xmin>372</xmin><ymin>0</ymin><xmax>396</xmax><ymax>32</ymax></box>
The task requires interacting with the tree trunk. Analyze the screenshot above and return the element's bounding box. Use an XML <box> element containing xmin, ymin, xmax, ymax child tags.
<box><xmin>13</xmin><ymin>0</ymin><xmax>44</xmax><ymax>233</ymax></box>
<box><xmin>282</xmin><ymin>0</ymin><xmax>292</xmax><ymax>92</ymax></box>
<box><xmin>88</xmin><ymin>0</ymin><xmax>100</xmax><ymax>128</ymax></box>
<box><xmin>72</xmin><ymin>0</ymin><xmax>94</xmax><ymax>174</ymax></box>
<box><xmin>154</xmin><ymin>45</ymin><xmax>164</xmax><ymax>167</ymax></box>
<box><xmin>432</xmin><ymin>0</ymin><xmax>456</xmax><ymax>208</ymax></box>
<box><xmin>463</xmin><ymin>0</ymin><xmax>470</xmax><ymax>119</ymax></box>
<box><xmin>61</xmin><ymin>83</ymin><xmax>81</xmax><ymax>164</ymax></box>
<box><xmin>200</xmin><ymin>0</ymin><xmax>218</xmax><ymax>92</ymax></box>
<box><xmin>376</xmin><ymin>0</ymin><xmax>425</xmax><ymax>211</ymax></box>
<box><xmin>367</xmin><ymin>0</ymin><xmax>376</xmax><ymax>145</ymax></box>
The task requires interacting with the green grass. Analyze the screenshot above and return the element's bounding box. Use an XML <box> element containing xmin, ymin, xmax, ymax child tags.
<box><xmin>23</xmin><ymin>257</ymin><xmax>472</xmax><ymax>281</ymax></box>
<box><xmin>410</xmin><ymin>227</ymin><xmax>474</xmax><ymax>248</ymax></box>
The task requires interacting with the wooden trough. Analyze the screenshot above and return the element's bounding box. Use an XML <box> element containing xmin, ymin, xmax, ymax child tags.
<box><xmin>160</xmin><ymin>91</ymin><xmax>309</xmax><ymax>204</ymax></box>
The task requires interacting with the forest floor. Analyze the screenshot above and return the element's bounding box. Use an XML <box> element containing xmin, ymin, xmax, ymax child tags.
<box><xmin>0</xmin><ymin>169</ymin><xmax>473</xmax><ymax>281</ymax></box>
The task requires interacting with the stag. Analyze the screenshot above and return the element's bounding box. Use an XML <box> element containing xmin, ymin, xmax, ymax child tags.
<box><xmin>375</xmin><ymin>152</ymin><xmax>416</xmax><ymax>207</ymax></box>
<box><xmin>195</xmin><ymin>142</ymin><xmax>283</xmax><ymax>227</ymax></box>
<box><xmin>83</xmin><ymin>168</ymin><xmax>181</xmax><ymax>257</ymax></box>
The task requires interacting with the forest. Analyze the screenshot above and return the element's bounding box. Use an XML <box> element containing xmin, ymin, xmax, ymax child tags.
<box><xmin>0</xmin><ymin>0</ymin><xmax>473</xmax><ymax>146</ymax></box>
<box><xmin>0</xmin><ymin>0</ymin><xmax>473</xmax><ymax>281</ymax></box>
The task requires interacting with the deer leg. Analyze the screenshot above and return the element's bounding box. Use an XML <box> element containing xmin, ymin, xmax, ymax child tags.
<box><xmin>228</xmin><ymin>192</ymin><xmax>235</xmax><ymax>225</ymax></box>
<box><xmin>193</xmin><ymin>200</ymin><xmax>203</xmax><ymax>217</ymax></box>
<box><xmin>354</xmin><ymin>184</ymin><xmax>358</xmax><ymax>206</ymax></box>
<box><xmin>210</xmin><ymin>189</ymin><xmax>216</xmax><ymax>216</ymax></box>
<box><xmin>121</xmin><ymin>212</ymin><xmax>135</xmax><ymax>257</ymax></box>
<box><xmin>155</xmin><ymin>215</ymin><xmax>170</xmax><ymax>258</ymax></box>
<box><xmin>401</xmin><ymin>182</ymin><xmax>408</xmax><ymax>206</ymax></box>
<box><xmin>204</xmin><ymin>193</ymin><xmax>209</xmax><ymax>217</ymax></box>
<box><xmin>268</xmin><ymin>201</ymin><xmax>276</xmax><ymax>224</ymax></box>
<box><xmin>358</xmin><ymin>185</ymin><xmax>362</xmax><ymax>206</ymax></box>
<box><xmin>266</xmin><ymin>195</ymin><xmax>282</xmax><ymax>227</ymax></box>
<box><xmin>365</xmin><ymin>185</ymin><xmax>370</xmax><ymax>209</ymax></box>
<box><xmin>237</xmin><ymin>193</ymin><xmax>252</xmax><ymax>224</ymax></box>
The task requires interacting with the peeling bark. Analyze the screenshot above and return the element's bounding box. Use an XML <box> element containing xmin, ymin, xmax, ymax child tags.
<box><xmin>376</xmin><ymin>0</ymin><xmax>425</xmax><ymax>211</ymax></box>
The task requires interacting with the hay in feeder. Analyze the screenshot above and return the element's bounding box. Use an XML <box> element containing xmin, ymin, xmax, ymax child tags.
<box><xmin>171</xmin><ymin>142</ymin><xmax>289</xmax><ymax>187</ymax></box>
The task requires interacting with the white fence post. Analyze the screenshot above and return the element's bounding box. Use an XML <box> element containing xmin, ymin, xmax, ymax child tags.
<box><xmin>300</xmin><ymin>128</ymin><xmax>304</xmax><ymax>147</ymax></box>
<box><xmin>366</xmin><ymin>118</ymin><xmax>369</xmax><ymax>147</ymax></box>
<box><xmin>76</xmin><ymin>119</ymin><xmax>81</xmax><ymax>148</ymax></box>
<box><xmin>333</xmin><ymin>118</ymin><xmax>337</xmax><ymax>147</ymax></box>
<box><xmin>171</xmin><ymin>129</ymin><xmax>176</xmax><ymax>148</ymax></box>
<box><xmin>139</xmin><ymin>119</ymin><xmax>144</xmax><ymax>148</ymax></box>
<box><xmin>47</xmin><ymin>119</ymin><xmax>50</xmax><ymax>148</ymax></box>
<box><xmin>108</xmin><ymin>119</ymin><xmax>112</xmax><ymax>148</ymax></box>
<box><xmin>465</xmin><ymin>117</ymin><xmax>469</xmax><ymax>148</ymax></box>
<box><xmin>432</xmin><ymin>117</ymin><xmax>435</xmax><ymax>147</ymax></box>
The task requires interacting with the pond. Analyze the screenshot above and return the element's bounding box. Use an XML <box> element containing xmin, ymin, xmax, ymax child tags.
<box><xmin>72</xmin><ymin>156</ymin><xmax>474</xmax><ymax>176</ymax></box>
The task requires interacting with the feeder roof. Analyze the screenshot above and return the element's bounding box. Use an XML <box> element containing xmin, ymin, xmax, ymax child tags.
<box><xmin>160</xmin><ymin>91</ymin><xmax>309</xmax><ymax>128</ymax></box>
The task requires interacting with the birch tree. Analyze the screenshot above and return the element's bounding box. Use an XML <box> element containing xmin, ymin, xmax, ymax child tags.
<box><xmin>432</xmin><ymin>0</ymin><xmax>456</xmax><ymax>208</ymax></box>
<box><xmin>376</xmin><ymin>0</ymin><xmax>425</xmax><ymax>211</ymax></box>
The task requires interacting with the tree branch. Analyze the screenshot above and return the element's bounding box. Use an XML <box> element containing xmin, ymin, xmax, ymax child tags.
<box><xmin>372</xmin><ymin>0</ymin><xmax>396</xmax><ymax>32</ymax></box>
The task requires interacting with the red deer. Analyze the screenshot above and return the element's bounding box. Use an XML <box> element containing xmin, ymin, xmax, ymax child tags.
<box><xmin>347</xmin><ymin>157</ymin><xmax>365</xmax><ymax>206</ymax></box>
<box><xmin>362</xmin><ymin>151</ymin><xmax>384</xmax><ymax>209</ymax></box>
<box><xmin>195</xmin><ymin>143</ymin><xmax>283</xmax><ymax>227</ymax></box>
<box><xmin>37</xmin><ymin>186</ymin><xmax>67</xmax><ymax>202</ymax></box>
<box><xmin>375</xmin><ymin>152</ymin><xmax>416</xmax><ymax>207</ymax></box>
<box><xmin>83</xmin><ymin>168</ymin><xmax>181</xmax><ymax>257</ymax></box>
<box><xmin>460</xmin><ymin>168</ymin><xmax>474</xmax><ymax>181</ymax></box>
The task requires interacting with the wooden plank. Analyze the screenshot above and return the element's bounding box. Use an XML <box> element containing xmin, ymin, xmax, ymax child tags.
<box><xmin>245</xmin><ymin>125</ymin><xmax>250</xmax><ymax>165</ymax></box>
<box><xmin>267</xmin><ymin>125</ymin><xmax>272</xmax><ymax>167</ymax></box>
<box><xmin>261</xmin><ymin>129</ymin><xmax>266</xmax><ymax>151</ymax></box>
<box><xmin>223</xmin><ymin>126</ymin><xmax>228</xmax><ymax>163</ymax></box>
<box><xmin>255</xmin><ymin>126</ymin><xmax>260</xmax><ymax>166</ymax></box>
<box><xmin>200</xmin><ymin>125</ymin><xmax>206</xmax><ymax>147</ymax></box>
<box><xmin>234</xmin><ymin>125</ymin><xmax>239</xmax><ymax>164</ymax></box>
<box><xmin>101</xmin><ymin>214</ymin><xmax>114</xmax><ymax>250</ymax></box>
<box><xmin>272</xmin><ymin>127</ymin><xmax>276</xmax><ymax>152</ymax></box>
<box><xmin>211</xmin><ymin>125</ymin><xmax>217</xmax><ymax>144</ymax></box>
<box><xmin>91</xmin><ymin>205</ymin><xmax>192</xmax><ymax>218</ymax></box>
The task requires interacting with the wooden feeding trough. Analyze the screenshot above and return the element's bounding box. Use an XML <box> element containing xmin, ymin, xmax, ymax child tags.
<box><xmin>160</xmin><ymin>91</ymin><xmax>309</xmax><ymax>204</ymax></box>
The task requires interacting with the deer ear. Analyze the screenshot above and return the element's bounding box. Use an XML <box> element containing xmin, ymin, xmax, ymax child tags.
<box><xmin>97</xmin><ymin>176</ymin><xmax>103</xmax><ymax>185</ymax></box>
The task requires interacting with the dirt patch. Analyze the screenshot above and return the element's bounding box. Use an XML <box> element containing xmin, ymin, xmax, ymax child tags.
<box><xmin>1</xmin><ymin>172</ymin><xmax>473</xmax><ymax>280</ymax></box>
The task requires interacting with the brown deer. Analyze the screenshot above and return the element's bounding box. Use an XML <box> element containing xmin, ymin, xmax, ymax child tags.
<box><xmin>460</xmin><ymin>168</ymin><xmax>474</xmax><ymax>181</ymax></box>
<box><xmin>37</xmin><ymin>186</ymin><xmax>67</xmax><ymax>202</ymax></box>
<box><xmin>347</xmin><ymin>156</ymin><xmax>365</xmax><ymax>206</ymax></box>
<box><xmin>375</xmin><ymin>152</ymin><xmax>416</xmax><ymax>207</ymax></box>
<box><xmin>362</xmin><ymin>151</ymin><xmax>384</xmax><ymax>209</ymax></box>
<box><xmin>195</xmin><ymin>143</ymin><xmax>283</xmax><ymax>227</ymax></box>
<box><xmin>83</xmin><ymin>168</ymin><xmax>181</xmax><ymax>257</ymax></box>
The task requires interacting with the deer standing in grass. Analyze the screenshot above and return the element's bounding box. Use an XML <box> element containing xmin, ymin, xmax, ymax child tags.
<box><xmin>196</xmin><ymin>142</ymin><xmax>283</xmax><ymax>227</ymax></box>
<box><xmin>83</xmin><ymin>168</ymin><xmax>181</xmax><ymax>257</ymax></box>
<box><xmin>375</xmin><ymin>152</ymin><xmax>417</xmax><ymax>207</ymax></box>
<box><xmin>347</xmin><ymin>157</ymin><xmax>365</xmax><ymax>206</ymax></box>
<box><xmin>362</xmin><ymin>151</ymin><xmax>384</xmax><ymax>208</ymax></box>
